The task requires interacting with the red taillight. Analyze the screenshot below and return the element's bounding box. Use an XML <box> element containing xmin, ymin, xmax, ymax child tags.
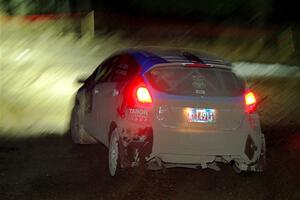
<box><xmin>136</xmin><ymin>86</ymin><xmax>152</xmax><ymax>103</ymax></box>
<box><xmin>118</xmin><ymin>77</ymin><xmax>152</xmax><ymax>122</ymax></box>
<box><xmin>245</xmin><ymin>91</ymin><xmax>256</xmax><ymax>105</ymax></box>
<box><xmin>123</xmin><ymin>77</ymin><xmax>153</xmax><ymax>107</ymax></box>
<box><xmin>245</xmin><ymin>91</ymin><xmax>256</xmax><ymax>113</ymax></box>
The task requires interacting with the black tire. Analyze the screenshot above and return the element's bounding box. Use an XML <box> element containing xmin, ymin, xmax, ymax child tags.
<box><xmin>70</xmin><ymin>104</ymin><xmax>97</xmax><ymax>144</ymax></box>
<box><xmin>108</xmin><ymin>129</ymin><xmax>122</xmax><ymax>177</ymax></box>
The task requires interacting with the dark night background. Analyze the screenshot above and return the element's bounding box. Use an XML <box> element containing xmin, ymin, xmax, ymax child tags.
<box><xmin>1</xmin><ymin>1</ymin><xmax>300</xmax><ymax>200</ymax></box>
<box><xmin>89</xmin><ymin>0</ymin><xmax>300</xmax><ymax>25</ymax></box>
<box><xmin>2</xmin><ymin>0</ymin><xmax>300</xmax><ymax>25</ymax></box>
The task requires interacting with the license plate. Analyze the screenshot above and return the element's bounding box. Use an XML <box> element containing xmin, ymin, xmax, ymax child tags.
<box><xmin>187</xmin><ymin>108</ymin><xmax>216</xmax><ymax>123</ymax></box>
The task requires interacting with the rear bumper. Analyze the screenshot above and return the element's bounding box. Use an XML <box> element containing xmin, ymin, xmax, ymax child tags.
<box><xmin>116</xmin><ymin>119</ymin><xmax>264</xmax><ymax>168</ymax></box>
<box><xmin>149</xmin><ymin>125</ymin><xmax>264</xmax><ymax>165</ymax></box>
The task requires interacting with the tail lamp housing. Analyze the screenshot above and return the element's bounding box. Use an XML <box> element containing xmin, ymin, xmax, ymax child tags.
<box><xmin>245</xmin><ymin>91</ymin><xmax>256</xmax><ymax>113</ymax></box>
<box><xmin>118</xmin><ymin>77</ymin><xmax>153</xmax><ymax>122</ymax></box>
<box><xmin>136</xmin><ymin>86</ymin><xmax>152</xmax><ymax>104</ymax></box>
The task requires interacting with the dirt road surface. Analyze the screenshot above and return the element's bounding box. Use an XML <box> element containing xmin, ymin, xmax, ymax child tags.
<box><xmin>1</xmin><ymin>125</ymin><xmax>299</xmax><ymax>200</ymax></box>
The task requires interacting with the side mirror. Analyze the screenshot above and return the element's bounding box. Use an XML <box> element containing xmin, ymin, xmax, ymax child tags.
<box><xmin>76</xmin><ymin>77</ymin><xmax>86</xmax><ymax>84</ymax></box>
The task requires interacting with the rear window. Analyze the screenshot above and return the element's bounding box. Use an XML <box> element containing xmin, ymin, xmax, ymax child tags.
<box><xmin>145</xmin><ymin>65</ymin><xmax>245</xmax><ymax>97</ymax></box>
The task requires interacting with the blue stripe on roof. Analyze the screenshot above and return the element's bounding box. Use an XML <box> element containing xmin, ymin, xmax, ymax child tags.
<box><xmin>128</xmin><ymin>49</ymin><xmax>231</xmax><ymax>74</ymax></box>
<box><xmin>129</xmin><ymin>50</ymin><xmax>168</xmax><ymax>74</ymax></box>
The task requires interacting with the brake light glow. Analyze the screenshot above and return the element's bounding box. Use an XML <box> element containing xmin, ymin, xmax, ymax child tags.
<box><xmin>245</xmin><ymin>91</ymin><xmax>256</xmax><ymax>113</ymax></box>
<box><xmin>119</xmin><ymin>78</ymin><xmax>153</xmax><ymax>122</ymax></box>
<box><xmin>136</xmin><ymin>86</ymin><xmax>152</xmax><ymax>103</ymax></box>
<box><xmin>245</xmin><ymin>92</ymin><xmax>256</xmax><ymax>105</ymax></box>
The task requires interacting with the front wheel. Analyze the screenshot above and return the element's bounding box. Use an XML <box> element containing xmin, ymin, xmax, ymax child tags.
<box><xmin>70</xmin><ymin>104</ymin><xmax>97</xmax><ymax>144</ymax></box>
<box><xmin>108</xmin><ymin>130</ymin><xmax>121</xmax><ymax>176</ymax></box>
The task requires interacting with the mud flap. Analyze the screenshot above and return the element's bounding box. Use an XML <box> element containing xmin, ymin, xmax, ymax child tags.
<box><xmin>244</xmin><ymin>134</ymin><xmax>257</xmax><ymax>160</ymax></box>
<box><xmin>255</xmin><ymin>134</ymin><xmax>266</xmax><ymax>171</ymax></box>
<box><xmin>235</xmin><ymin>134</ymin><xmax>266</xmax><ymax>173</ymax></box>
<box><xmin>248</xmin><ymin>134</ymin><xmax>266</xmax><ymax>172</ymax></box>
<box><xmin>118</xmin><ymin>127</ymin><xmax>153</xmax><ymax>169</ymax></box>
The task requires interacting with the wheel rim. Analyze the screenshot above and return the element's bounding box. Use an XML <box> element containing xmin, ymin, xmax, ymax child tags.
<box><xmin>109</xmin><ymin>132</ymin><xmax>118</xmax><ymax>176</ymax></box>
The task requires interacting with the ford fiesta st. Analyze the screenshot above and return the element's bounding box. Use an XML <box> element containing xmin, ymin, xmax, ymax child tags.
<box><xmin>70</xmin><ymin>48</ymin><xmax>266</xmax><ymax>176</ymax></box>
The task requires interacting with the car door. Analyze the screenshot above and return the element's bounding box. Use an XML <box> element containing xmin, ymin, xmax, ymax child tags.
<box><xmin>92</xmin><ymin>54</ymin><xmax>140</xmax><ymax>146</ymax></box>
<box><xmin>81</xmin><ymin>66</ymin><xmax>100</xmax><ymax>132</ymax></box>
<box><xmin>83</xmin><ymin>57</ymin><xmax>115</xmax><ymax>143</ymax></box>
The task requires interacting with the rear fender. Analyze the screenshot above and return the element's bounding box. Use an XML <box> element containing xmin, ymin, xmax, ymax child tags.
<box><xmin>112</xmin><ymin>122</ymin><xmax>153</xmax><ymax>168</ymax></box>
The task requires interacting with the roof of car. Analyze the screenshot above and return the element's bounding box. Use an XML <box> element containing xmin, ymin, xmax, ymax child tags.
<box><xmin>122</xmin><ymin>47</ymin><xmax>232</xmax><ymax>74</ymax></box>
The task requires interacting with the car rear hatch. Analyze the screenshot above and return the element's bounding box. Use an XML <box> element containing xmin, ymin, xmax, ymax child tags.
<box><xmin>145</xmin><ymin>64</ymin><xmax>246</xmax><ymax>132</ymax></box>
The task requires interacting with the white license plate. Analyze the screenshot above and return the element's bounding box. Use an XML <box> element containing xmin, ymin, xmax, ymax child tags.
<box><xmin>187</xmin><ymin>108</ymin><xmax>216</xmax><ymax>123</ymax></box>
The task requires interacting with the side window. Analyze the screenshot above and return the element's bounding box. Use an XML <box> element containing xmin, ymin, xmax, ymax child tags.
<box><xmin>110</xmin><ymin>55</ymin><xmax>140</xmax><ymax>82</ymax></box>
<box><xmin>111</xmin><ymin>62</ymin><xmax>129</xmax><ymax>82</ymax></box>
<box><xmin>84</xmin><ymin>67</ymin><xmax>98</xmax><ymax>87</ymax></box>
<box><xmin>94</xmin><ymin>57</ymin><xmax>116</xmax><ymax>83</ymax></box>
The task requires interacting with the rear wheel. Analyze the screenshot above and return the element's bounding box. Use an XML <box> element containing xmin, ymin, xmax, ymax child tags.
<box><xmin>108</xmin><ymin>129</ymin><xmax>121</xmax><ymax>176</ymax></box>
<box><xmin>70</xmin><ymin>104</ymin><xmax>97</xmax><ymax>144</ymax></box>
